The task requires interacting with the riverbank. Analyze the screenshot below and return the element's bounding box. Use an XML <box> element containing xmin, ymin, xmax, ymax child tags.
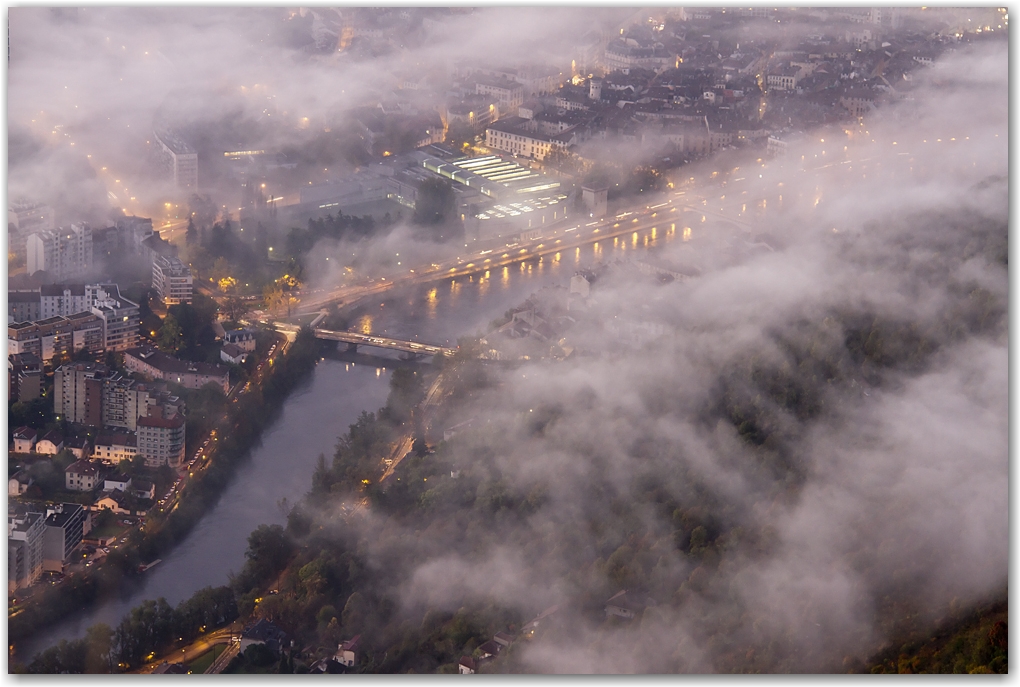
<box><xmin>9</xmin><ymin>327</ymin><xmax>324</xmax><ymax>653</ymax></box>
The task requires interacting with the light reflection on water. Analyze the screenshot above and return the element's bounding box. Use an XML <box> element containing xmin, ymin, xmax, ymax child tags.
<box><xmin>360</xmin><ymin>223</ymin><xmax>678</xmax><ymax>345</ymax></box>
<box><xmin>17</xmin><ymin>221</ymin><xmax>680</xmax><ymax>662</ymax></box>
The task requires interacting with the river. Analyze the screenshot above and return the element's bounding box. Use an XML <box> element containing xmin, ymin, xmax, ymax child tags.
<box><xmin>17</xmin><ymin>221</ymin><xmax>680</xmax><ymax>662</ymax></box>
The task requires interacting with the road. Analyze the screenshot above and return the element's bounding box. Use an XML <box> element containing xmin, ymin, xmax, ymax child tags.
<box><xmin>132</xmin><ymin>624</ymin><xmax>240</xmax><ymax>674</ymax></box>
<box><xmin>148</xmin><ymin>334</ymin><xmax>289</xmax><ymax>522</ymax></box>
<box><xmin>379</xmin><ymin>369</ymin><xmax>451</xmax><ymax>484</ymax></box>
<box><xmin>290</xmin><ymin>192</ymin><xmax>736</xmax><ymax>317</ymax></box>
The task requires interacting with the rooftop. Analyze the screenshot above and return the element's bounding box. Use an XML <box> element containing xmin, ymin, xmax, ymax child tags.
<box><xmin>125</xmin><ymin>346</ymin><xmax>229</xmax><ymax>378</ymax></box>
<box><xmin>137</xmin><ymin>413</ymin><xmax>185</xmax><ymax>430</ymax></box>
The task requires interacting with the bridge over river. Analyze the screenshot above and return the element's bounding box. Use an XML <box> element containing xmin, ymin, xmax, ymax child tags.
<box><xmin>274</xmin><ymin>322</ymin><xmax>458</xmax><ymax>358</ymax></box>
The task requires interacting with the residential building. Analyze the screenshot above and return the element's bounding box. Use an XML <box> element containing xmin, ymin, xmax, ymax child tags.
<box><xmin>604</xmin><ymin>590</ymin><xmax>656</xmax><ymax>619</ymax></box>
<box><xmin>90</xmin><ymin>284</ymin><xmax>140</xmax><ymax>351</ymax></box>
<box><xmin>65</xmin><ymin>460</ymin><xmax>102</xmax><ymax>491</ymax></box>
<box><xmin>485</xmin><ymin>117</ymin><xmax>572</xmax><ymax>161</ymax></box>
<box><xmin>839</xmin><ymin>90</ymin><xmax>876</xmax><ymax>117</ymax></box>
<box><xmin>8</xmin><ymin>200</ymin><xmax>55</xmax><ymax>255</ymax></box>
<box><xmin>101</xmin><ymin>375</ymin><xmax>154</xmax><ymax>432</ymax></box>
<box><xmin>8</xmin><ymin>470</ymin><xmax>34</xmax><ymax>497</ymax></box>
<box><xmin>115</xmin><ymin>215</ymin><xmax>156</xmax><ymax>253</ymax></box>
<box><xmin>223</xmin><ymin>328</ymin><xmax>257</xmax><ymax>352</ymax></box>
<box><xmin>93</xmin><ymin>433</ymin><xmax>139</xmax><ymax>464</ymax></box>
<box><xmin>42</xmin><ymin>503</ymin><xmax>85</xmax><ymax>572</ymax></box>
<box><xmin>445</xmin><ymin>95</ymin><xmax>500</xmax><ymax>129</ymax></box>
<box><xmin>458</xmin><ymin>657</ymin><xmax>477</xmax><ymax>674</ymax></box>
<box><xmin>476</xmin><ymin>640</ymin><xmax>502</xmax><ymax>661</ymax></box>
<box><xmin>38</xmin><ymin>284</ymin><xmax>92</xmax><ymax>320</ymax></box>
<box><xmin>493</xmin><ymin>631</ymin><xmax>515</xmax><ymax>648</ymax></box>
<box><xmin>8</xmin><ymin>312</ymin><xmax>105</xmax><ymax>363</ymax></box>
<box><xmin>766</xmin><ymin>131</ymin><xmax>804</xmax><ymax>158</ymax></box>
<box><xmin>220</xmin><ymin>343</ymin><xmax>248</xmax><ymax>365</ymax></box>
<box><xmin>141</xmin><ymin>233</ymin><xmax>180</xmax><ymax>269</ymax></box>
<box><xmin>12</xmin><ymin>427</ymin><xmax>38</xmax><ymax>454</ymax></box>
<box><xmin>96</xmin><ymin>489</ymin><xmax>132</xmax><ymax>515</ymax></box>
<box><xmin>335</xmin><ymin>635</ymin><xmax>361</xmax><ymax>667</ymax></box>
<box><xmin>104</xmin><ymin>473</ymin><xmax>133</xmax><ymax>492</ymax></box>
<box><xmin>475</xmin><ymin>76</ymin><xmax>525</xmax><ymax>111</ymax></box>
<box><xmin>10</xmin><ymin>283</ymin><xmax>138</xmax><ymax>351</ymax></box>
<box><xmin>8</xmin><ymin>290</ymin><xmax>42</xmax><ymax>323</ymax></box>
<box><xmin>133</xmin><ymin>479</ymin><xmax>155</xmax><ymax>500</ymax></box>
<box><xmin>36</xmin><ymin>430</ymin><xmax>64</xmax><ymax>455</ymax></box>
<box><xmin>55</xmin><ymin>362</ymin><xmax>108</xmax><ymax>427</ymax></box>
<box><xmin>766</xmin><ymin>65</ymin><xmax>802</xmax><ymax>91</ymax></box>
<box><xmin>136</xmin><ymin>413</ymin><xmax>186</xmax><ymax>468</ymax></box>
<box><xmin>26</xmin><ymin>223</ymin><xmax>93</xmax><ymax>280</ymax></box>
<box><xmin>152</xmin><ymin>255</ymin><xmax>193</xmax><ymax>305</ymax></box>
<box><xmin>65</xmin><ymin>437</ymin><xmax>91</xmax><ymax>460</ymax></box>
<box><xmin>9</xmin><ymin>505</ymin><xmax>46</xmax><ymax>592</ymax></box>
<box><xmin>603</xmin><ymin>41</ymin><xmax>674</xmax><ymax>72</ymax></box>
<box><xmin>8</xmin><ymin>352</ymin><xmax>42</xmax><ymax>402</ymax></box>
<box><xmin>153</xmin><ymin>127</ymin><xmax>199</xmax><ymax>191</ymax></box>
<box><xmin>124</xmin><ymin>346</ymin><xmax>231</xmax><ymax>394</ymax></box>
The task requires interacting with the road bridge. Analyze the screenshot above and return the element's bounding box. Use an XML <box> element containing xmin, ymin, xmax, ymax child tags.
<box><xmin>678</xmin><ymin>204</ymin><xmax>753</xmax><ymax>230</ymax></box>
<box><xmin>274</xmin><ymin>322</ymin><xmax>457</xmax><ymax>358</ymax></box>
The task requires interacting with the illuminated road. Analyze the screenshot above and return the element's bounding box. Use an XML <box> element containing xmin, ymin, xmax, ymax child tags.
<box><xmin>133</xmin><ymin>625</ymin><xmax>239</xmax><ymax>674</ymax></box>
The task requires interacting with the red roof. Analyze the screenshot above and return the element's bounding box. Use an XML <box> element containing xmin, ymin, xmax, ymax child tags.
<box><xmin>66</xmin><ymin>459</ymin><xmax>100</xmax><ymax>476</ymax></box>
<box><xmin>13</xmin><ymin>426</ymin><xmax>37</xmax><ymax>440</ymax></box>
<box><xmin>137</xmin><ymin>413</ymin><xmax>184</xmax><ymax>429</ymax></box>
<box><xmin>95</xmin><ymin>433</ymin><xmax>137</xmax><ymax>448</ymax></box>
<box><xmin>40</xmin><ymin>430</ymin><xmax>64</xmax><ymax>445</ymax></box>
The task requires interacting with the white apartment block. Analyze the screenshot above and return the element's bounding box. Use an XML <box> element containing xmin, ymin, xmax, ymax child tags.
<box><xmin>90</xmin><ymin>284</ymin><xmax>140</xmax><ymax>351</ymax></box>
<box><xmin>93</xmin><ymin>434</ymin><xmax>139</xmax><ymax>464</ymax></box>
<box><xmin>153</xmin><ymin>128</ymin><xmax>199</xmax><ymax>191</ymax></box>
<box><xmin>485</xmin><ymin>119</ymin><xmax>569</xmax><ymax>161</ymax></box>
<box><xmin>475</xmin><ymin>77</ymin><xmax>525</xmax><ymax>112</ymax></box>
<box><xmin>8</xmin><ymin>507</ymin><xmax>45</xmax><ymax>592</ymax></box>
<box><xmin>137</xmin><ymin>413</ymin><xmax>186</xmax><ymax>468</ymax></box>
<box><xmin>26</xmin><ymin>223</ymin><xmax>93</xmax><ymax>280</ymax></box>
<box><xmin>152</xmin><ymin>255</ymin><xmax>193</xmax><ymax>305</ymax></box>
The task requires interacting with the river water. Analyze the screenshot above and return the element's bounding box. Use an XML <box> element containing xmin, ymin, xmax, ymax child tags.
<box><xmin>17</xmin><ymin>222</ymin><xmax>679</xmax><ymax>662</ymax></box>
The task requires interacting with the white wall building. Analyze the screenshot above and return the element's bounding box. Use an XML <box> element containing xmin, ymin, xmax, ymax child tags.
<box><xmin>26</xmin><ymin>223</ymin><xmax>93</xmax><ymax>280</ymax></box>
<box><xmin>9</xmin><ymin>507</ymin><xmax>46</xmax><ymax>592</ymax></box>
<box><xmin>136</xmin><ymin>413</ymin><xmax>186</xmax><ymax>468</ymax></box>
<box><xmin>152</xmin><ymin>255</ymin><xmax>193</xmax><ymax>305</ymax></box>
<box><xmin>153</xmin><ymin>128</ymin><xmax>199</xmax><ymax>191</ymax></box>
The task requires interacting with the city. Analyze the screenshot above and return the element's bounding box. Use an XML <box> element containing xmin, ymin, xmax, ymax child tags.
<box><xmin>7</xmin><ymin>6</ymin><xmax>1008</xmax><ymax>675</ymax></box>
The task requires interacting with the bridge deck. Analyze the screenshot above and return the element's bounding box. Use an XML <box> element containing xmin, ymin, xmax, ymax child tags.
<box><xmin>272</xmin><ymin>322</ymin><xmax>457</xmax><ymax>356</ymax></box>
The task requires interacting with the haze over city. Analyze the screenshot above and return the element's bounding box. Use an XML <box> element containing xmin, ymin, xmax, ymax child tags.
<box><xmin>7</xmin><ymin>6</ymin><xmax>1008</xmax><ymax>675</ymax></box>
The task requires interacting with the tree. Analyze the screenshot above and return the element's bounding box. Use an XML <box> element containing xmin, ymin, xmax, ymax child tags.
<box><xmin>239</xmin><ymin>524</ymin><xmax>294</xmax><ymax>589</ymax></box>
<box><xmin>84</xmin><ymin>623</ymin><xmax>114</xmax><ymax>673</ymax></box>
<box><xmin>263</xmin><ymin>284</ymin><xmax>285</xmax><ymax>314</ymax></box>
<box><xmin>113</xmin><ymin>598</ymin><xmax>175</xmax><ymax>668</ymax></box>
<box><xmin>189</xmin><ymin>194</ymin><xmax>218</xmax><ymax>229</ymax></box>
<box><xmin>212</xmin><ymin>257</ymin><xmax>231</xmax><ymax>283</ymax></box>
<box><xmin>158</xmin><ymin>314</ymin><xmax>182</xmax><ymax>354</ymax></box>
<box><xmin>185</xmin><ymin>217</ymin><xmax>197</xmax><ymax>245</ymax></box>
<box><xmin>311</xmin><ymin>453</ymin><xmax>333</xmax><ymax>496</ymax></box>
<box><xmin>341</xmin><ymin>591</ymin><xmax>367</xmax><ymax>631</ymax></box>
<box><xmin>385</xmin><ymin>368</ymin><xmax>425</xmax><ymax>424</ymax></box>
<box><xmin>225</xmin><ymin>296</ymin><xmax>247</xmax><ymax>322</ymax></box>
<box><xmin>445</xmin><ymin>121</ymin><xmax>477</xmax><ymax>150</ymax></box>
